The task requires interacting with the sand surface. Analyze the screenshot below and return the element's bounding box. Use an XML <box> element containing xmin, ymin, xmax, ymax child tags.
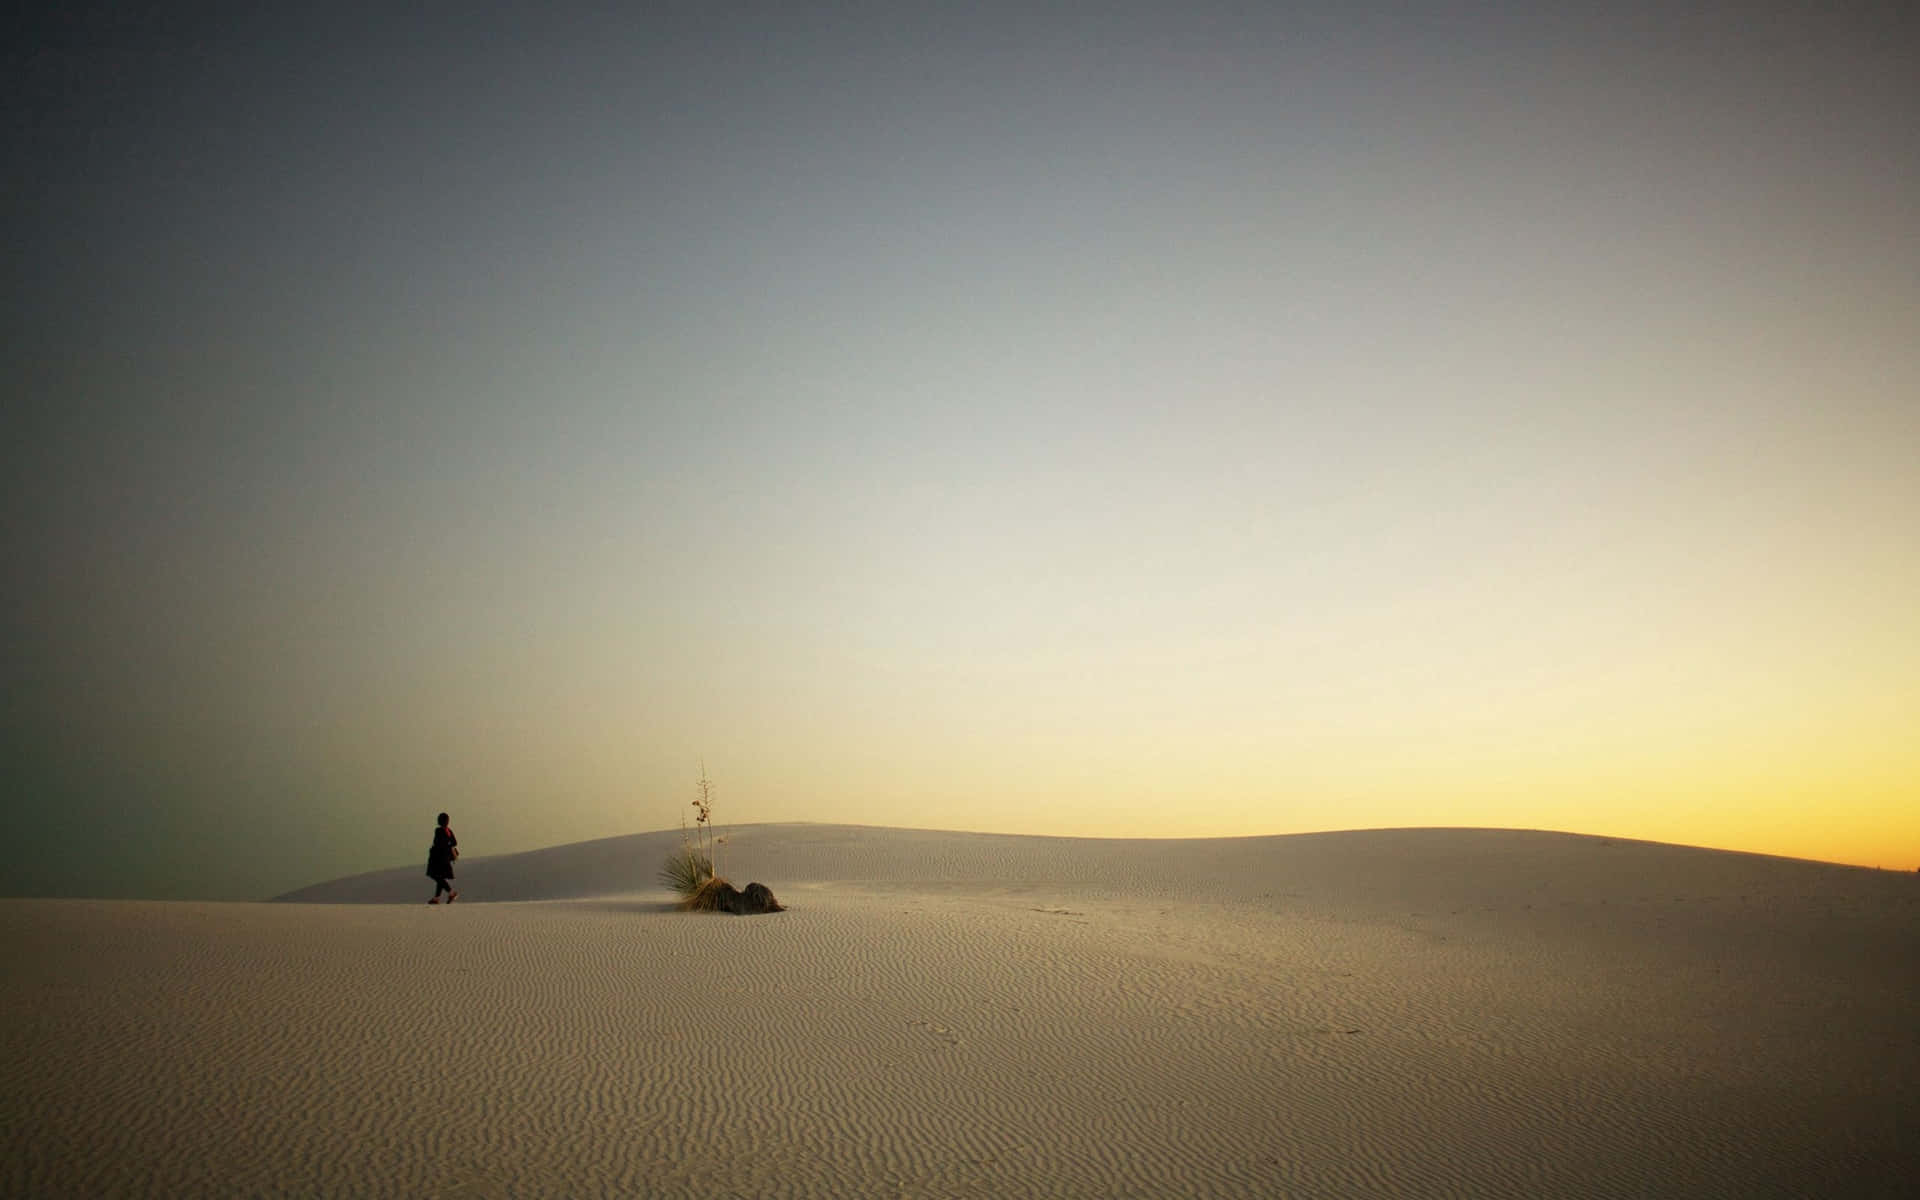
<box><xmin>5</xmin><ymin>824</ymin><xmax>1917</xmax><ymax>1197</ymax></box>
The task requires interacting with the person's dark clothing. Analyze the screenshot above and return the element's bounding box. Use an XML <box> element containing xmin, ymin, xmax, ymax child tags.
<box><xmin>426</xmin><ymin>825</ymin><xmax>458</xmax><ymax>882</ymax></box>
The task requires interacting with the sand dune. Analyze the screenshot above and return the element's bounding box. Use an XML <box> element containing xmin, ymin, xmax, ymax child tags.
<box><xmin>6</xmin><ymin>825</ymin><xmax>1917</xmax><ymax>1197</ymax></box>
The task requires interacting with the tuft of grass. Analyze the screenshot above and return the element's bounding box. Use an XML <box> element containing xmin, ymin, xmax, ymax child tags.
<box><xmin>658</xmin><ymin>845</ymin><xmax>714</xmax><ymax>898</ymax></box>
<box><xmin>676</xmin><ymin>875</ymin><xmax>734</xmax><ymax>912</ymax></box>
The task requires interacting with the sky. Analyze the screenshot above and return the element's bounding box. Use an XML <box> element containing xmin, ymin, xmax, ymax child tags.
<box><xmin>4</xmin><ymin>1</ymin><xmax>1916</xmax><ymax>899</ymax></box>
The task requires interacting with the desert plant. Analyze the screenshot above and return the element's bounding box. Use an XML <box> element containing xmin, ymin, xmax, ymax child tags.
<box><xmin>656</xmin><ymin>764</ymin><xmax>782</xmax><ymax>916</ymax></box>
<box><xmin>678</xmin><ymin>875</ymin><xmax>732</xmax><ymax>912</ymax></box>
<box><xmin>687</xmin><ymin>764</ymin><xmax>721</xmax><ymax>875</ymax></box>
<box><xmin>660</xmin><ymin>762</ymin><xmax>726</xmax><ymax>902</ymax></box>
<box><xmin>692</xmin><ymin>761</ymin><xmax>719</xmax><ymax>880</ymax></box>
<box><xmin>657</xmin><ymin>843</ymin><xmax>714</xmax><ymax>897</ymax></box>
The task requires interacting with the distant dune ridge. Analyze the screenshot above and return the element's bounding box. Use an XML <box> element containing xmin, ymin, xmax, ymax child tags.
<box><xmin>7</xmin><ymin>825</ymin><xmax>1918</xmax><ymax>1197</ymax></box>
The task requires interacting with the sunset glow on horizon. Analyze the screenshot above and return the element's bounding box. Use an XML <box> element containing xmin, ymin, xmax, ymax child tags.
<box><xmin>6</xmin><ymin>1</ymin><xmax>1916</xmax><ymax>898</ymax></box>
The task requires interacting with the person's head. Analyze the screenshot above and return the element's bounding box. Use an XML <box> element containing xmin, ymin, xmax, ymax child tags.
<box><xmin>437</xmin><ymin>812</ymin><xmax>450</xmax><ymax>828</ymax></box>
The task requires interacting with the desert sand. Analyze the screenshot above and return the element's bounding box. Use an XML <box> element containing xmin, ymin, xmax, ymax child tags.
<box><xmin>4</xmin><ymin>824</ymin><xmax>1916</xmax><ymax>1197</ymax></box>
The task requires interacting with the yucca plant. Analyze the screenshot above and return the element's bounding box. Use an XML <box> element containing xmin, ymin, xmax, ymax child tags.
<box><xmin>657</xmin><ymin>843</ymin><xmax>713</xmax><ymax>897</ymax></box>
<box><xmin>692</xmin><ymin>761</ymin><xmax>719</xmax><ymax>881</ymax></box>
<box><xmin>660</xmin><ymin>762</ymin><xmax>728</xmax><ymax>906</ymax></box>
<box><xmin>677</xmin><ymin>875</ymin><xmax>732</xmax><ymax>912</ymax></box>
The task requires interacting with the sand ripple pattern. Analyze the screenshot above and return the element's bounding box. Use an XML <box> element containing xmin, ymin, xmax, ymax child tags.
<box><xmin>6</xmin><ymin>828</ymin><xmax>1919</xmax><ymax>1197</ymax></box>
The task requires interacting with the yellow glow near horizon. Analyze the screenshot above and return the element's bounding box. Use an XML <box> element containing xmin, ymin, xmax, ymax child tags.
<box><xmin>377</xmin><ymin>483</ymin><xmax>1920</xmax><ymax>877</ymax></box>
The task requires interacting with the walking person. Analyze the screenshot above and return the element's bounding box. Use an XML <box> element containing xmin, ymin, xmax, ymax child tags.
<box><xmin>426</xmin><ymin>812</ymin><xmax>459</xmax><ymax>904</ymax></box>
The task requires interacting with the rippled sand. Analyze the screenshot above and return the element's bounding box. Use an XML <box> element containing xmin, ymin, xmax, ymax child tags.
<box><xmin>5</xmin><ymin>825</ymin><xmax>1917</xmax><ymax>1197</ymax></box>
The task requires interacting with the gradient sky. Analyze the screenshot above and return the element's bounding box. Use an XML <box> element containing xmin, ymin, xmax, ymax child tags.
<box><xmin>5</xmin><ymin>1</ymin><xmax>1916</xmax><ymax>899</ymax></box>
